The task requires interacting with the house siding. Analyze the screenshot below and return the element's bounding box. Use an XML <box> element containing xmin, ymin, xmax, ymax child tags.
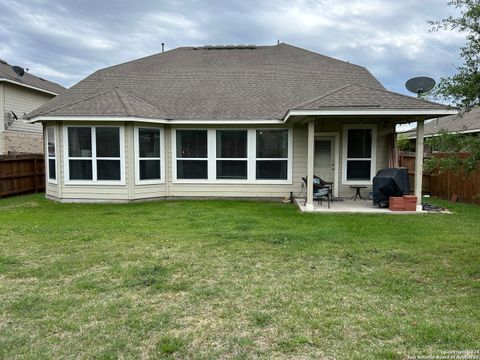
<box><xmin>45</xmin><ymin>119</ymin><xmax>393</xmax><ymax>202</ymax></box>
<box><xmin>1</xmin><ymin>83</ymin><xmax>54</xmax><ymax>154</ymax></box>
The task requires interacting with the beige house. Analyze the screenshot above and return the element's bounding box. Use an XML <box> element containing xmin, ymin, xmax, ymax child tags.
<box><xmin>27</xmin><ymin>44</ymin><xmax>456</xmax><ymax>210</ymax></box>
<box><xmin>0</xmin><ymin>59</ymin><xmax>65</xmax><ymax>154</ymax></box>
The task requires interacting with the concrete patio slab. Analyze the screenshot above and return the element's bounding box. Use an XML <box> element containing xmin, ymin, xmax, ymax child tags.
<box><xmin>295</xmin><ymin>198</ymin><xmax>427</xmax><ymax>214</ymax></box>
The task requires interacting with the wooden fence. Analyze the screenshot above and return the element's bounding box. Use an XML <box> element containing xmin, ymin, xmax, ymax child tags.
<box><xmin>399</xmin><ymin>153</ymin><xmax>480</xmax><ymax>205</ymax></box>
<box><xmin>0</xmin><ymin>155</ymin><xmax>45</xmax><ymax>198</ymax></box>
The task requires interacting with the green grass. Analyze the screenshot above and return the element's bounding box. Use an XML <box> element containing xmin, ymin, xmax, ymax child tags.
<box><xmin>0</xmin><ymin>194</ymin><xmax>479</xmax><ymax>359</ymax></box>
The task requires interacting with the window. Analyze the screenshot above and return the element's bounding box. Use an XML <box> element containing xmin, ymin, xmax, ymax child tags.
<box><xmin>216</xmin><ymin>130</ymin><xmax>247</xmax><ymax>179</ymax></box>
<box><xmin>46</xmin><ymin>126</ymin><xmax>56</xmax><ymax>183</ymax></box>
<box><xmin>65</xmin><ymin>126</ymin><xmax>123</xmax><ymax>183</ymax></box>
<box><xmin>176</xmin><ymin>130</ymin><xmax>208</xmax><ymax>179</ymax></box>
<box><xmin>343</xmin><ymin>126</ymin><xmax>376</xmax><ymax>184</ymax></box>
<box><xmin>256</xmin><ymin>130</ymin><xmax>288</xmax><ymax>180</ymax></box>
<box><xmin>173</xmin><ymin>128</ymin><xmax>292</xmax><ymax>182</ymax></box>
<box><xmin>135</xmin><ymin>127</ymin><xmax>164</xmax><ymax>184</ymax></box>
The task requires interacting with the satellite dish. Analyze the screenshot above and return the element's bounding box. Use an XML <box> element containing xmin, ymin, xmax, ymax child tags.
<box><xmin>405</xmin><ymin>76</ymin><xmax>435</xmax><ymax>95</ymax></box>
<box><xmin>12</xmin><ymin>65</ymin><xmax>25</xmax><ymax>77</ymax></box>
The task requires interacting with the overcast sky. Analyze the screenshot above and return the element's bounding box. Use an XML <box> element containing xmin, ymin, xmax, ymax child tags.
<box><xmin>0</xmin><ymin>0</ymin><xmax>463</xmax><ymax>102</ymax></box>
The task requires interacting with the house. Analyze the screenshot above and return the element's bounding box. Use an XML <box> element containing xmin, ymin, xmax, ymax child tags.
<box><xmin>399</xmin><ymin>106</ymin><xmax>480</xmax><ymax>152</ymax></box>
<box><xmin>26</xmin><ymin>43</ymin><xmax>456</xmax><ymax>210</ymax></box>
<box><xmin>0</xmin><ymin>59</ymin><xmax>65</xmax><ymax>155</ymax></box>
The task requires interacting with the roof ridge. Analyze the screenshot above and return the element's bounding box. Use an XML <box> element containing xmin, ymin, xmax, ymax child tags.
<box><xmin>114</xmin><ymin>88</ymin><xmax>164</xmax><ymax>110</ymax></box>
<box><xmin>113</xmin><ymin>88</ymin><xmax>129</xmax><ymax>116</ymax></box>
<box><xmin>291</xmin><ymin>84</ymin><xmax>354</xmax><ymax>109</ymax></box>
<box><xmin>39</xmin><ymin>88</ymin><xmax>118</xmax><ymax>116</ymax></box>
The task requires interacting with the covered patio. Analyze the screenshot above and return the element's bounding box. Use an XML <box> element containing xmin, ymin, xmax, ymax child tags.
<box><xmin>286</xmin><ymin>109</ymin><xmax>457</xmax><ymax>213</ymax></box>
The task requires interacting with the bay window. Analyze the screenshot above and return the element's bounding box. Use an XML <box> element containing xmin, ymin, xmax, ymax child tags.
<box><xmin>46</xmin><ymin>126</ymin><xmax>56</xmax><ymax>183</ymax></box>
<box><xmin>343</xmin><ymin>125</ymin><xmax>376</xmax><ymax>184</ymax></box>
<box><xmin>135</xmin><ymin>127</ymin><xmax>164</xmax><ymax>183</ymax></box>
<box><xmin>173</xmin><ymin>128</ymin><xmax>291</xmax><ymax>182</ymax></box>
<box><xmin>65</xmin><ymin>126</ymin><xmax>124</xmax><ymax>183</ymax></box>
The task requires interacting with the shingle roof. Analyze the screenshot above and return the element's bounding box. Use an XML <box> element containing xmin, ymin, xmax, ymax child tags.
<box><xmin>400</xmin><ymin>106</ymin><xmax>480</xmax><ymax>138</ymax></box>
<box><xmin>27</xmin><ymin>43</ymin><xmax>449</xmax><ymax>121</ymax></box>
<box><xmin>294</xmin><ymin>83</ymin><xmax>447</xmax><ymax>110</ymax></box>
<box><xmin>0</xmin><ymin>60</ymin><xmax>66</xmax><ymax>95</ymax></box>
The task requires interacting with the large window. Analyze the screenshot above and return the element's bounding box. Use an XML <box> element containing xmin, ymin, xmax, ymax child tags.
<box><xmin>343</xmin><ymin>126</ymin><xmax>376</xmax><ymax>184</ymax></box>
<box><xmin>135</xmin><ymin>127</ymin><xmax>164</xmax><ymax>184</ymax></box>
<box><xmin>173</xmin><ymin>128</ymin><xmax>291</xmax><ymax>182</ymax></box>
<box><xmin>216</xmin><ymin>130</ymin><xmax>247</xmax><ymax>179</ymax></box>
<box><xmin>46</xmin><ymin>126</ymin><xmax>56</xmax><ymax>183</ymax></box>
<box><xmin>65</xmin><ymin>126</ymin><xmax>123</xmax><ymax>183</ymax></box>
<box><xmin>176</xmin><ymin>130</ymin><xmax>208</xmax><ymax>179</ymax></box>
<box><xmin>256</xmin><ymin>130</ymin><xmax>288</xmax><ymax>180</ymax></box>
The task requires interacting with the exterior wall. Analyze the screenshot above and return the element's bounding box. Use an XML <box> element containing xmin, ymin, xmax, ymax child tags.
<box><xmin>0</xmin><ymin>82</ymin><xmax>54</xmax><ymax>155</ymax></box>
<box><xmin>0</xmin><ymin>131</ymin><xmax>43</xmax><ymax>154</ymax></box>
<box><xmin>312</xmin><ymin>119</ymin><xmax>392</xmax><ymax>197</ymax></box>
<box><xmin>45</xmin><ymin>119</ymin><xmax>394</xmax><ymax>202</ymax></box>
<box><xmin>165</xmin><ymin>124</ymin><xmax>304</xmax><ymax>198</ymax></box>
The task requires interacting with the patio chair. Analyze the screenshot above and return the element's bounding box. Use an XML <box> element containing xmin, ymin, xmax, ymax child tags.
<box><xmin>302</xmin><ymin>176</ymin><xmax>331</xmax><ymax>208</ymax></box>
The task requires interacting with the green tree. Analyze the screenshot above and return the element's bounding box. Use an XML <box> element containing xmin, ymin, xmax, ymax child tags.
<box><xmin>429</xmin><ymin>0</ymin><xmax>480</xmax><ymax>109</ymax></box>
<box><xmin>397</xmin><ymin>135</ymin><xmax>413</xmax><ymax>152</ymax></box>
<box><xmin>424</xmin><ymin>1</ymin><xmax>480</xmax><ymax>175</ymax></box>
<box><xmin>424</xmin><ymin>130</ymin><xmax>480</xmax><ymax>174</ymax></box>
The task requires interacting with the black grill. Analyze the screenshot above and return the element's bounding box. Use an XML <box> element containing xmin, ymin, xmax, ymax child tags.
<box><xmin>372</xmin><ymin>168</ymin><xmax>410</xmax><ymax>207</ymax></box>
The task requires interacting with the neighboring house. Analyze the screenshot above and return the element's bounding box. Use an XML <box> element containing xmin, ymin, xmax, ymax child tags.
<box><xmin>26</xmin><ymin>43</ymin><xmax>456</xmax><ymax>209</ymax></box>
<box><xmin>399</xmin><ymin>106</ymin><xmax>480</xmax><ymax>151</ymax></box>
<box><xmin>0</xmin><ymin>59</ymin><xmax>65</xmax><ymax>155</ymax></box>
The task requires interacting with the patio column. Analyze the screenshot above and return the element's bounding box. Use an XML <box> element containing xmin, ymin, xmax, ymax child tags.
<box><xmin>414</xmin><ymin>119</ymin><xmax>424</xmax><ymax>211</ymax></box>
<box><xmin>306</xmin><ymin>120</ymin><xmax>315</xmax><ymax>210</ymax></box>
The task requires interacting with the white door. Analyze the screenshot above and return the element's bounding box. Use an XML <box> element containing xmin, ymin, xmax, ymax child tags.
<box><xmin>314</xmin><ymin>137</ymin><xmax>335</xmax><ymax>184</ymax></box>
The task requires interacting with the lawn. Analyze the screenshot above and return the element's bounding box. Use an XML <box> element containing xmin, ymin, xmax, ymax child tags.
<box><xmin>0</xmin><ymin>195</ymin><xmax>479</xmax><ymax>359</ymax></box>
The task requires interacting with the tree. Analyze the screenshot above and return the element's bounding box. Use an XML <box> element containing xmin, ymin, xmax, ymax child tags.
<box><xmin>397</xmin><ymin>135</ymin><xmax>414</xmax><ymax>152</ymax></box>
<box><xmin>423</xmin><ymin>130</ymin><xmax>480</xmax><ymax>175</ymax></box>
<box><xmin>429</xmin><ymin>0</ymin><xmax>480</xmax><ymax>109</ymax></box>
<box><xmin>423</xmin><ymin>1</ymin><xmax>480</xmax><ymax>175</ymax></box>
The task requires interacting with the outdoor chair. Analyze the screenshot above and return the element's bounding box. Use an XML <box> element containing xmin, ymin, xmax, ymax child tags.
<box><xmin>302</xmin><ymin>175</ymin><xmax>332</xmax><ymax>208</ymax></box>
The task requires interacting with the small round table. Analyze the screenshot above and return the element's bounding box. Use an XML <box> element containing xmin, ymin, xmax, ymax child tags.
<box><xmin>350</xmin><ymin>186</ymin><xmax>367</xmax><ymax>201</ymax></box>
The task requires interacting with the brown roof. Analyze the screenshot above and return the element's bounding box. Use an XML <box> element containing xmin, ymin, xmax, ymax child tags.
<box><xmin>27</xmin><ymin>43</ymin><xmax>449</xmax><ymax>121</ymax></box>
<box><xmin>0</xmin><ymin>60</ymin><xmax>66</xmax><ymax>95</ymax></box>
<box><xmin>400</xmin><ymin>106</ymin><xmax>480</xmax><ymax>138</ymax></box>
<box><xmin>295</xmin><ymin>83</ymin><xmax>447</xmax><ymax>110</ymax></box>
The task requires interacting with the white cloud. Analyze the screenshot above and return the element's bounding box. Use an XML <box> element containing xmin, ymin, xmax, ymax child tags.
<box><xmin>0</xmin><ymin>0</ymin><xmax>465</xmax><ymax>93</ymax></box>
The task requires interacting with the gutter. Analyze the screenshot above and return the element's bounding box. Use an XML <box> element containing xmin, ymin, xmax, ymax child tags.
<box><xmin>29</xmin><ymin>108</ymin><xmax>460</xmax><ymax>124</ymax></box>
<box><xmin>283</xmin><ymin>108</ymin><xmax>459</xmax><ymax>122</ymax></box>
<box><xmin>0</xmin><ymin>78</ymin><xmax>59</xmax><ymax>96</ymax></box>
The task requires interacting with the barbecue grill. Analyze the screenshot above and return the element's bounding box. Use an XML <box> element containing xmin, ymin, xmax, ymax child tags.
<box><xmin>372</xmin><ymin>168</ymin><xmax>410</xmax><ymax>207</ymax></box>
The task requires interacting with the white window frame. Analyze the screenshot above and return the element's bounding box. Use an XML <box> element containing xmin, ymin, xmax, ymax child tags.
<box><xmin>255</xmin><ymin>129</ymin><xmax>291</xmax><ymax>182</ymax></box>
<box><xmin>342</xmin><ymin>124</ymin><xmax>377</xmax><ymax>185</ymax></box>
<box><xmin>171</xmin><ymin>128</ymin><xmax>293</xmax><ymax>184</ymax></box>
<box><xmin>134</xmin><ymin>126</ymin><xmax>165</xmax><ymax>185</ymax></box>
<box><xmin>216</xmin><ymin>129</ymin><xmax>249</xmax><ymax>180</ymax></box>
<box><xmin>63</xmin><ymin>125</ymin><xmax>125</xmax><ymax>185</ymax></box>
<box><xmin>46</xmin><ymin>125</ymin><xmax>57</xmax><ymax>184</ymax></box>
<box><xmin>172</xmin><ymin>128</ymin><xmax>210</xmax><ymax>182</ymax></box>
